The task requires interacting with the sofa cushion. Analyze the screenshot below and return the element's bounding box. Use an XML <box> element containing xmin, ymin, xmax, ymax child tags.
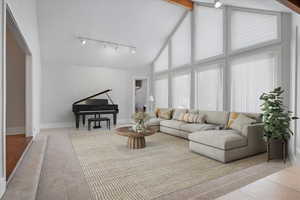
<box><xmin>231</xmin><ymin>114</ymin><xmax>256</xmax><ymax>132</ymax></box>
<box><xmin>172</xmin><ymin>109</ymin><xmax>188</xmax><ymax>120</ymax></box>
<box><xmin>180</xmin><ymin>123</ymin><xmax>218</xmax><ymax>133</ymax></box>
<box><xmin>188</xmin><ymin>130</ymin><xmax>247</xmax><ymax>150</ymax></box>
<box><xmin>158</xmin><ymin>108</ymin><xmax>173</xmax><ymax>120</ymax></box>
<box><xmin>160</xmin><ymin>120</ymin><xmax>186</xmax><ymax>129</ymax></box>
<box><xmin>198</xmin><ymin>111</ymin><xmax>229</xmax><ymax>125</ymax></box>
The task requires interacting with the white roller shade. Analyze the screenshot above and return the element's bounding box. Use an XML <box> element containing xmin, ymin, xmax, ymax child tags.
<box><xmin>195</xmin><ymin>6</ymin><xmax>223</xmax><ymax>61</ymax></box>
<box><xmin>195</xmin><ymin>65</ymin><xmax>222</xmax><ymax>111</ymax></box>
<box><xmin>231</xmin><ymin>11</ymin><xmax>278</xmax><ymax>51</ymax></box>
<box><xmin>172</xmin><ymin>73</ymin><xmax>191</xmax><ymax>108</ymax></box>
<box><xmin>154</xmin><ymin>78</ymin><xmax>168</xmax><ymax>108</ymax></box>
<box><xmin>154</xmin><ymin>45</ymin><xmax>169</xmax><ymax>72</ymax></box>
<box><xmin>230</xmin><ymin>52</ymin><xmax>278</xmax><ymax>113</ymax></box>
<box><xmin>172</xmin><ymin>13</ymin><xmax>191</xmax><ymax>68</ymax></box>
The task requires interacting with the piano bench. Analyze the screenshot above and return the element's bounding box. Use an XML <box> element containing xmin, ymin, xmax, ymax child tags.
<box><xmin>88</xmin><ymin>117</ymin><xmax>111</xmax><ymax>130</ymax></box>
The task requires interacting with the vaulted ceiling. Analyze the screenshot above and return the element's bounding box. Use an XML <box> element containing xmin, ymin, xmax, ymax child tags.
<box><xmin>37</xmin><ymin>0</ymin><xmax>185</xmax><ymax>69</ymax></box>
<box><xmin>38</xmin><ymin>0</ymin><xmax>294</xmax><ymax>70</ymax></box>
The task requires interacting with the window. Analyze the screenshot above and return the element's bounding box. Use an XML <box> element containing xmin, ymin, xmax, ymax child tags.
<box><xmin>230</xmin><ymin>52</ymin><xmax>278</xmax><ymax>113</ymax></box>
<box><xmin>195</xmin><ymin>6</ymin><xmax>223</xmax><ymax>61</ymax></box>
<box><xmin>231</xmin><ymin>11</ymin><xmax>278</xmax><ymax>51</ymax></box>
<box><xmin>154</xmin><ymin>45</ymin><xmax>169</xmax><ymax>72</ymax></box>
<box><xmin>195</xmin><ymin>65</ymin><xmax>222</xmax><ymax>111</ymax></box>
<box><xmin>154</xmin><ymin>78</ymin><xmax>168</xmax><ymax>108</ymax></box>
<box><xmin>172</xmin><ymin>13</ymin><xmax>191</xmax><ymax>67</ymax></box>
<box><xmin>172</xmin><ymin>73</ymin><xmax>191</xmax><ymax>108</ymax></box>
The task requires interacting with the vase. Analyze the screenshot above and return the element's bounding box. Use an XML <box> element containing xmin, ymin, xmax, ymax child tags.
<box><xmin>135</xmin><ymin>121</ymin><xmax>145</xmax><ymax>133</ymax></box>
<box><xmin>266</xmin><ymin>138</ymin><xmax>287</xmax><ymax>162</ymax></box>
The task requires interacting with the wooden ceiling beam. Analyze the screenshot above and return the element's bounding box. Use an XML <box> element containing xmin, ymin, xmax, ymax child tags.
<box><xmin>165</xmin><ymin>0</ymin><xmax>194</xmax><ymax>10</ymax></box>
<box><xmin>276</xmin><ymin>0</ymin><xmax>300</xmax><ymax>14</ymax></box>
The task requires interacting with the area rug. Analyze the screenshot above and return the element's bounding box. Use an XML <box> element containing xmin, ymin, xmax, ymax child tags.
<box><xmin>71</xmin><ymin>131</ymin><xmax>266</xmax><ymax>200</ymax></box>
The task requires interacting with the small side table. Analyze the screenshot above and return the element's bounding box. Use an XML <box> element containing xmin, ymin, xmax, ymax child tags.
<box><xmin>267</xmin><ymin>138</ymin><xmax>287</xmax><ymax>163</ymax></box>
<box><xmin>116</xmin><ymin>127</ymin><xmax>156</xmax><ymax>149</ymax></box>
<box><xmin>88</xmin><ymin>117</ymin><xmax>110</xmax><ymax>130</ymax></box>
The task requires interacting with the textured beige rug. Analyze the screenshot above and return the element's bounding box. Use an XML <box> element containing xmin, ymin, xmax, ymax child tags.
<box><xmin>71</xmin><ymin>131</ymin><xmax>266</xmax><ymax>200</ymax></box>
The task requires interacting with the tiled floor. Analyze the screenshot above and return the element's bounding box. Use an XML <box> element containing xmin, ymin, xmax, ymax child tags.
<box><xmin>216</xmin><ymin>166</ymin><xmax>300</xmax><ymax>200</ymax></box>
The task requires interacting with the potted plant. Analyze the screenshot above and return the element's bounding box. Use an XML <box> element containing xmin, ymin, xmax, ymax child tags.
<box><xmin>260</xmin><ymin>87</ymin><xmax>298</xmax><ymax>161</ymax></box>
<box><xmin>132</xmin><ymin>112</ymin><xmax>150</xmax><ymax>133</ymax></box>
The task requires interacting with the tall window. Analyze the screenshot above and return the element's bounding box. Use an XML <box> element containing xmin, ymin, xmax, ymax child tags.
<box><xmin>154</xmin><ymin>45</ymin><xmax>168</xmax><ymax>72</ymax></box>
<box><xmin>172</xmin><ymin>73</ymin><xmax>191</xmax><ymax>108</ymax></box>
<box><xmin>194</xmin><ymin>6</ymin><xmax>223</xmax><ymax>61</ymax></box>
<box><xmin>195</xmin><ymin>65</ymin><xmax>222</xmax><ymax>111</ymax></box>
<box><xmin>172</xmin><ymin>13</ymin><xmax>191</xmax><ymax>67</ymax></box>
<box><xmin>231</xmin><ymin>11</ymin><xmax>278</xmax><ymax>51</ymax></box>
<box><xmin>230</xmin><ymin>52</ymin><xmax>278</xmax><ymax>113</ymax></box>
<box><xmin>154</xmin><ymin>78</ymin><xmax>168</xmax><ymax>108</ymax></box>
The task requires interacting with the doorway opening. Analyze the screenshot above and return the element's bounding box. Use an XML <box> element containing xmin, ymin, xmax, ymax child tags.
<box><xmin>5</xmin><ymin>9</ymin><xmax>32</xmax><ymax>181</ymax></box>
<box><xmin>133</xmin><ymin>78</ymin><xmax>148</xmax><ymax>113</ymax></box>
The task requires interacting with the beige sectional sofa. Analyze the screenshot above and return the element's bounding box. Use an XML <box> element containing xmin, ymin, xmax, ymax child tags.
<box><xmin>146</xmin><ymin>109</ymin><xmax>266</xmax><ymax>163</ymax></box>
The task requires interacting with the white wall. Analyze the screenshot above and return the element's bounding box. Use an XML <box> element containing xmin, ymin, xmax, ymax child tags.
<box><xmin>0</xmin><ymin>0</ymin><xmax>41</xmax><ymax>195</ymax></box>
<box><xmin>41</xmin><ymin>63</ymin><xmax>150</xmax><ymax>128</ymax></box>
<box><xmin>6</xmin><ymin>25</ymin><xmax>25</xmax><ymax>133</ymax></box>
<box><xmin>7</xmin><ymin>0</ymin><xmax>42</xmax><ymax>136</ymax></box>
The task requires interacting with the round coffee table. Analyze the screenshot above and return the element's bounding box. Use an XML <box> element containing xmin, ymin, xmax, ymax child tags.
<box><xmin>116</xmin><ymin>126</ymin><xmax>156</xmax><ymax>149</ymax></box>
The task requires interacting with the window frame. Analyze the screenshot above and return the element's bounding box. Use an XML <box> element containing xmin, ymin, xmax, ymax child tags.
<box><xmin>151</xmin><ymin>2</ymin><xmax>290</xmax><ymax>113</ymax></box>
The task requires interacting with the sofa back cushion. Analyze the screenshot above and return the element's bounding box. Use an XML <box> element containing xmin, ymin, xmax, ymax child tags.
<box><xmin>172</xmin><ymin>109</ymin><xmax>188</xmax><ymax>120</ymax></box>
<box><xmin>180</xmin><ymin>113</ymin><xmax>206</xmax><ymax>124</ymax></box>
<box><xmin>157</xmin><ymin>108</ymin><xmax>173</xmax><ymax>120</ymax></box>
<box><xmin>198</xmin><ymin>111</ymin><xmax>230</xmax><ymax>126</ymax></box>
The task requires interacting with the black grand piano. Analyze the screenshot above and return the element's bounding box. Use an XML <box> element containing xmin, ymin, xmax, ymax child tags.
<box><xmin>72</xmin><ymin>89</ymin><xmax>119</xmax><ymax>128</ymax></box>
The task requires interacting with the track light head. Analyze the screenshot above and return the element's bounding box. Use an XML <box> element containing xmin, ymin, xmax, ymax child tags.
<box><xmin>80</xmin><ymin>39</ymin><xmax>87</xmax><ymax>45</ymax></box>
<box><xmin>131</xmin><ymin>48</ymin><xmax>137</xmax><ymax>54</ymax></box>
<box><xmin>214</xmin><ymin>0</ymin><xmax>222</xmax><ymax>8</ymax></box>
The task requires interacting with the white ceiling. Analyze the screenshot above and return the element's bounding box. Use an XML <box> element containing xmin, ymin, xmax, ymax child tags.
<box><xmin>193</xmin><ymin>0</ymin><xmax>291</xmax><ymax>12</ymax></box>
<box><xmin>37</xmin><ymin>0</ymin><xmax>185</xmax><ymax>69</ymax></box>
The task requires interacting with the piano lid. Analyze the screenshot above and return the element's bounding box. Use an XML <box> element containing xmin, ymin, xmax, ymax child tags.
<box><xmin>73</xmin><ymin>89</ymin><xmax>114</xmax><ymax>105</ymax></box>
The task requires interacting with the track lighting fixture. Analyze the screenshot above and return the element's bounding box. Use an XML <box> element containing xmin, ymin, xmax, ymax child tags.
<box><xmin>77</xmin><ymin>36</ymin><xmax>137</xmax><ymax>54</ymax></box>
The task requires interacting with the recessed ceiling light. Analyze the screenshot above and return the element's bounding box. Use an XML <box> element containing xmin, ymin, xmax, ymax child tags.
<box><xmin>214</xmin><ymin>0</ymin><xmax>222</xmax><ymax>8</ymax></box>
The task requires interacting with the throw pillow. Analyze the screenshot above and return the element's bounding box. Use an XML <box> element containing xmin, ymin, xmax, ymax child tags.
<box><xmin>178</xmin><ymin>113</ymin><xmax>186</xmax><ymax>121</ymax></box>
<box><xmin>173</xmin><ymin>109</ymin><xmax>188</xmax><ymax>120</ymax></box>
<box><xmin>227</xmin><ymin>112</ymin><xmax>239</xmax><ymax>129</ymax></box>
<box><xmin>154</xmin><ymin>108</ymin><xmax>160</xmax><ymax>118</ymax></box>
<box><xmin>158</xmin><ymin>108</ymin><xmax>173</xmax><ymax>120</ymax></box>
<box><xmin>230</xmin><ymin>114</ymin><xmax>256</xmax><ymax>132</ymax></box>
<box><xmin>182</xmin><ymin>113</ymin><xmax>206</xmax><ymax>124</ymax></box>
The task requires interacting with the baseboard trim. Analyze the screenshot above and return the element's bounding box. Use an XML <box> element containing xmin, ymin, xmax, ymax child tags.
<box><xmin>0</xmin><ymin>177</ymin><xmax>6</xmax><ymax>198</ymax></box>
<box><xmin>41</xmin><ymin>119</ymin><xmax>131</xmax><ymax>129</ymax></box>
<box><xmin>6</xmin><ymin>127</ymin><xmax>25</xmax><ymax>135</ymax></box>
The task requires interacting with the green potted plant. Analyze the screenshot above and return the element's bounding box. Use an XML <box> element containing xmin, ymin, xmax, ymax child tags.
<box><xmin>260</xmin><ymin>87</ymin><xmax>298</xmax><ymax>161</ymax></box>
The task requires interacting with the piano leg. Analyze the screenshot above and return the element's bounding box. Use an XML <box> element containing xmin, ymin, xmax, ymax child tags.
<box><xmin>83</xmin><ymin>115</ymin><xmax>86</xmax><ymax>126</ymax></box>
<box><xmin>75</xmin><ymin>114</ymin><xmax>80</xmax><ymax>129</ymax></box>
<box><xmin>113</xmin><ymin>113</ymin><xmax>117</xmax><ymax>125</ymax></box>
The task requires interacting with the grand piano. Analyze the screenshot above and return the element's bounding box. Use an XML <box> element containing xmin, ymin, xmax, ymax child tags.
<box><xmin>72</xmin><ymin>89</ymin><xmax>119</xmax><ymax>128</ymax></box>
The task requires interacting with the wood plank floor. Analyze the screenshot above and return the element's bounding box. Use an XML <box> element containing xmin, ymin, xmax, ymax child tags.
<box><xmin>216</xmin><ymin>166</ymin><xmax>300</xmax><ymax>200</ymax></box>
<box><xmin>6</xmin><ymin>134</ymin><xmax>32</xmax><ymax>180</ymax></box>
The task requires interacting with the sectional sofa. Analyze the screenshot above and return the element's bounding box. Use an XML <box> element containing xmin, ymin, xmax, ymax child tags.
<box><xmin>145</xmin><ymin>108</ymin><xmax>266</xmax><ymax>163</ymax></box>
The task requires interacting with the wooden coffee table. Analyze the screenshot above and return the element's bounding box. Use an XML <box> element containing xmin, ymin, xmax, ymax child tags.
<box><xmin>116</xmin><ymin>126</ymin><xmax>156</xmax><ymax>149</ymax></box>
